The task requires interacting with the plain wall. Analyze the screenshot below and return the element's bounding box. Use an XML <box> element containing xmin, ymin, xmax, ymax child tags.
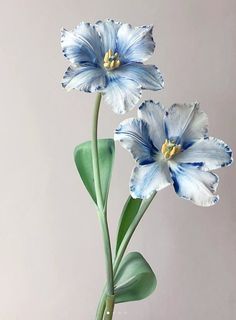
<box><xmin>0</xmin><ymin>0</ymin><xmax>235</xmax><ymax>319</ymax></box>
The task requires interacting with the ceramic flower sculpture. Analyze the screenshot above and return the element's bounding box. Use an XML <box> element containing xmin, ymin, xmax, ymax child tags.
<box><xmin>61</xmin><ymin>19</ymin><xmax>233</xmax><ymax>320</ymax></box>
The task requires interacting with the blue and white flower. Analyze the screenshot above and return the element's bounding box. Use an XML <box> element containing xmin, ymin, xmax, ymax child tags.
<box><xmin>61</xmin><ymin>20</ymin><xmax>164</xmax><ymax>114</ymax></box>
<box><xmin>114</xmin><ymin>101</ymin><xmax>233</xmax><ymax>206</ymax></box>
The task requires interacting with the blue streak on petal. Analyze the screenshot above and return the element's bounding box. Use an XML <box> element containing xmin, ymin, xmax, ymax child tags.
<box><xmin>130</xmin><ymin>161</ymin><xmax>171</xmax><ymax>199</ymax></box>
<box><xmin>62</xmin><ymin>65</ymin><xmax>106</xmax><ymax>92</ymax></box>
<box><xmin>174</xmin><ymin>137</ymin><xmax>233</xmax><ymax>171</ymax></box>
<box><xmin>115</xmin><ymin>63</ymin><xmax>164</xmax><ymax>91</ymax></box>
<box><xmin>182</xmin><ymin>140</ymin><xmax>195</xmax><ymax>150</ymax></box>
<box><xmin>114</xmin><ymin>118</ymin><xmax>157</xmax><ymax>164</ymax></box>
<box><xmin>164</xmin><ymin>116</ymin><xmax>169</xmax><ymax>140</ymax></box>
<box><xmin>61</xmin><ymin>23</ymin><xmax>103</xmax><ymax>66</ymax></box>
<box><xmin>138</xmin><ymin>100</ymin><xmax>166</xmax><ymax>150</ymax></box>
<box><xmin>168</xmin><ymin>162</ymin><xmax>220</xmax><ymax>206</ymax></box>
<box><xmin>185</xmin><ymin>162</ymin><xmax>204</xmax><ymax>167</ymax></box>
<box><xmin>169</xmin><ymin>166</ymin><xmax>179</xmax><ymax>193</ymax></box>
<box><xmin>95</xmin><ymin>19</ymin><xmax>121</xmax><ymax>54</ymax></box>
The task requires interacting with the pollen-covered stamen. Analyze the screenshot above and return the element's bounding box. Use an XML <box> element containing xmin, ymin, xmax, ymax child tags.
<box><xmin>161</xmin><ymin>139</ymin><xmax>181</xmax><ymax>160</ymax></box>
<box><xmin>103</xmin><ymin>49</ymin><xmax>121</xmax><ymax>70</ymax></box>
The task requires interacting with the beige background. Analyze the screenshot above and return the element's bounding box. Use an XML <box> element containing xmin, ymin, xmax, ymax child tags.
<box><xmin>0</xmin><ymin>0</ymin><xmax>236</xmax><ymax>319</ymax></box>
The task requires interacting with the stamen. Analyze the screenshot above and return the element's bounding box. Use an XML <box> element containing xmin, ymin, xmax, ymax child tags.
<box><xmin>161</xmin><ymin>139</ymin><xmax>181</xmax><ymax>159</ymax></box>
<box><xmin>103</xmin><ymin>49</ymin><xmax>121</xmax><ymax>70</ymax></box>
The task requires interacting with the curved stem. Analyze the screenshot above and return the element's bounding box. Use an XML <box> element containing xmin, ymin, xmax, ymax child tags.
<box><xmin>92</xmin><ymin>93</ymin><xmax>114</xmax><ymax>319</ymax></box>
<box><xmin>92</xmin><ymin>93</ymin><xmax>104</xmax><ymax>211</ymax></box>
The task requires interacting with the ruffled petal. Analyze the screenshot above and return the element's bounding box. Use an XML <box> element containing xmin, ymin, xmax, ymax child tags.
<box><xmin>174</xmin><ymin>137</ymin><xmax>233</xmax><ymax>170</ymax></box>
<box><xmin>95</xmin><ymin>19</ymin><xmax>121</xmax><ymax>54</ymax></box>
<box><xmin>115</xmin><ymin>63</ymin><xmax>164</xmax><ymax>91</ymax></box>
<box><xmin>138</xmin><ymin>100</ymin><xmax>166</xmax><ymax>150</ymax></box>
<box><xmin>164</xmin><ymin>103</ymin><xmax>208</xmax><ymax>149</ymax></box>
<box><xmin>169</xmin><ymin>162</ymin><xmax>219</xmax><ymax>206</ymax></box>
<box><xmin>103</xmin><ymin>76</ymin><xmax>141</xmax><ymax>114</ymax></box>
<box><xmin>117</xmin><ymin>24</ymin><xmax>155</xmax><ymax>63</ymax></box>
<box><xmin>114</xmin><ymin>118</ymin><xmax>157</xmax><ymax>165</ymax></box>
<box><xmin>62</xmin><ymin>65</ymin><xmax>106</xmax><ymax>92</ymax></box>
<box><xmin>130</xmin><ymin>160</ymin><xmax>171</xmax><ymax>199</ymax></box>
<box><xmin>61</xmin><ymin>23</ymin><xmax>103</xmax><ymax>66</ymax></box>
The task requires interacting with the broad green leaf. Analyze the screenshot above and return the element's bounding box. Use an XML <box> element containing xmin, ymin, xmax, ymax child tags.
<box><xmin>74</xmin><ymin>139</ymin><xmax>115</xmax><ymax>205</ymax></box>
<box><xmin>114</xmin><ymin>252</ymin><xmax>157</xmax><ymax>303</ymax></box>
<box><xmin>115</xmin><ymin>197</ymin><xmax>142</xmax><ymax>255</ymax></box>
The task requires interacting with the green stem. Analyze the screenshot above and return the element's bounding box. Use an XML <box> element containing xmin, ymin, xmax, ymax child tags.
<box><xmin>96</xmin><ymin>296</ymin><xmax>106</xmax><ymax>320</ymax></box>
<box><xmin>92</xmin><ymin>93</ymin><xmax>104</xmax><ymax>211</ymax></box>
<box><xmin>92</xmin><ymin>93</ymin><xmax>114</xmax><ymax>319</ymax></box>
<box><xmin>113</xmin><ymin>192</ymin><xmax>156</xmax><ymax>274</ymax></box>
<box><xmin>102</xmin><ymin>295</ymin><xmax>115</xmax><ymax>320</ymax></box>
<box><xmin>96</xmin><ymin>192</ymin><xmax>157</xmax><ymax>318</ymax></box>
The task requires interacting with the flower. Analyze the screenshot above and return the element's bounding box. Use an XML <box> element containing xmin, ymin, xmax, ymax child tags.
<box><xmin>61</xmin><ymin>19</ymin><xmax>164</xmax><ymax>114</ymax></box>
<box><xmin>114</xmin><ymin>101</ymin><xmax>233</xmax><ymax>206</ymax></box>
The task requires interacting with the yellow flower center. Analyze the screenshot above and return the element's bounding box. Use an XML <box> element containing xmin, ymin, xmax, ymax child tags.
<box><xmin>161</xmin><ymin>139</ymin><xmax>181</xmax><ymax>160</ymax></box>
<box><xmin>103</xmin><ymin>49</ymin><xmax>121</xmax><ymax>70</ymax></box>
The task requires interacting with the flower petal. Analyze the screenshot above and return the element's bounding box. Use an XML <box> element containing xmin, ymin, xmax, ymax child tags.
<box><xmin>61</xmin><ymin>23</ymin><xmax>103</xmax><ymax>66</ymax></box>
<box><xmin>114</xmin><ymin>118</ymin><xmax>157</xmax><ymax>165</ymax></box>
<box><xmin>62</xmin><ymin>65</ymin><xmax>106</xmax><ymax>92</ymax></box>
<box><xmin>115</xmin><ymin>63</ymin><xmax>164</xmax><ymax>91</ymax></box>
<box><xmin>130</xmin><ymin>161</ymin><xmax>171</xmax><ymax>199</ymax></box>
<box><xmin>164</xmin><ymin>103</ymin><xmax>208</xmax><ymax>149</ymax></box>
<box><xmin>138</xmin><ymin>100</ymin><xmax>166</xmax><ymax>150</ymax></box>
<box><xmin>174</xmin><ymin>137</ymin><xmax>233</xmax><ymax>170</ymax></box>
<box><xmin>169</xmin><ymin>162</ymin><xmax>219</xmax><ymax>206</ymax></box>
<box><xmin>95</xmin><ymin>19</ymin><xmax>121</xmax><ymax>54</ymax></box>
<box><xmin>117</xmin><ymin>24</ymin><xmax>155</xmax><ymax>63</ymax></box>
<box><xmin>103</xmin><ymin>76</ymin><xmax>141</xmax><ymax>114</ymax></box>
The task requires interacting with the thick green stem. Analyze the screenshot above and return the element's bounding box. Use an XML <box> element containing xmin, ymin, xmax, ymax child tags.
<box><xmin>102</xmin><ymin>295</ymin><xmax>115</xmax><ymax>320</ymax></box>
<box><xmin>96</xmin><ymin>192</ymin><xmax>157</xmax><ymax>318</ymax></box>
<box><xmin>92</xmin><ymin>93</ymin><xmax>114</xmax><ymax>319</ymax></box>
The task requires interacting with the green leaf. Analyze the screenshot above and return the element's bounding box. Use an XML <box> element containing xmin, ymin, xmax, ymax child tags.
<box><xmin>114</xmin><ymin>252</ymin><xmax>157</xmax><ymax>303</ymax></box>
<box><xmin>115</xmin><ymin>197</ymin><xmax>142</xmax><ymax>255</ymax></box>
<box><xmin>74</xmin><ymin>139</ymin><xmax>115</xmax><ymax>205</ymax></box>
